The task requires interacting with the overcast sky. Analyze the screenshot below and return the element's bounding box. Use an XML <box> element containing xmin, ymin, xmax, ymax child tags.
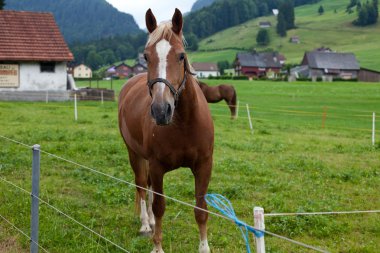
<box><xmin>105</xmin><ymin>0</ymin><xmax>197</xmax><ymax>29</ymax></box>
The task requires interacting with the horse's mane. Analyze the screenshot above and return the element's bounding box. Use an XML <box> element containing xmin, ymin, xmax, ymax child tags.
<box><xmin>146</xmin><ymin>21</ymin><xmax>186</xmax><ymax>47</ymax></box>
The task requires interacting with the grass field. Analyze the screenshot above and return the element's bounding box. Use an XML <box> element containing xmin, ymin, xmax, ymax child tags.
<box><xmin>191</xmin><ymin>0</ymin><xmax>380</xmax><ymax>70</ymax></box>
<box><xmin>1</xmin><ymin>80</ymin><xmax>380</xmax><ymax>253</ymax></box>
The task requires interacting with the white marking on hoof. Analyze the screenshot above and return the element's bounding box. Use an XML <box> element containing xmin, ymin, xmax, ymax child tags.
<box><xmin>139</xmin><ymin>224</ymin><xmax>152</xmax><ymax>236</ymax></box>
<box><xmin>150</xmin><ymin>245</ymin><xmax>164</xmax><ymax>253</ymax></box>
<box><xmin>199</xmin><ymin>239</ymin><xmax>210</xmax><ymax>253</ymax></box>
<box><xmin>148</xmin><ymin>215</ymin><xmax>155</xmax><ymax>228</ymax></box>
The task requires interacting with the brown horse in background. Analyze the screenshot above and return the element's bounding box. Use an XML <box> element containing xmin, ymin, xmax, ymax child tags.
<box><xmin>198</xmin><ymin>81</ymin><xmax>237</xmax><ymax>119</ymax></box>
<box><xmin>118</xmin><ymin>9</ymin><xmax>214</xmax><ymax>253</ymax></box>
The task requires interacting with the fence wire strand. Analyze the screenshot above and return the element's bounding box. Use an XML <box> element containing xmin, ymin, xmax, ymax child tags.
<box><xmin>0</xmin><ymin>213</ymin><xmax>50</xmax><ymax>253</ymax></box>
<box><xmin>0</xmin><ymin>176</ymin><xmax>130</xmax><ymax>253</ymax></box>
<box><xmin>265</xmin><ymin>210</ymin><xmax>380</xmax><ymax>217</ymax></box>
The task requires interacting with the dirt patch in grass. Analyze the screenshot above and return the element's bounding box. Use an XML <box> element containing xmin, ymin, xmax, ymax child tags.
<box><xmin>0</xmin><ymin>236</ymin><xmax>27</xmax><ymax>253</ymax></box>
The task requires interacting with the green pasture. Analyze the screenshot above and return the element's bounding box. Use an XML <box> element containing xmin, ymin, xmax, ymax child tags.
<box><xmin>1</xmin><ymin>80</ymin><xmax>380</xmax><ymax>252</ymax></box>
<box><xmin>193</xmin><ymin>0</ymin><xmax>380</xmax><ymax>70</ymax></box>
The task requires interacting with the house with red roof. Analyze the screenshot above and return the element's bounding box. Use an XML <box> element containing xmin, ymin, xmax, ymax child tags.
<box><xmin>0</xmin><ymin>10</ymin><xmax>74</xmax><ymax>100</ymax></box>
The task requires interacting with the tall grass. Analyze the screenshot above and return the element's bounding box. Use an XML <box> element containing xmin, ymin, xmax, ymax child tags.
<box><xmin>0</xmin><ymin>80</ymin><xmax>379</xmax><ymax>252</ymax></box>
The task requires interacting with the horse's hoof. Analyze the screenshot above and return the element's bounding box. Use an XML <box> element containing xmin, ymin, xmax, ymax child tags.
<box><xmin>139</xmin><ymin>224</ymin><xmax>152</xmax><ymax>237</ymax></box>
<box><xmin>150</xmin><ymin>248</ymin><xmax>164</xmax><ymax>253</ymax></box>
<box><xmin>139</xmin><ymin>230</ymin><xmax>152</xmax><ymax>237</ymax></box>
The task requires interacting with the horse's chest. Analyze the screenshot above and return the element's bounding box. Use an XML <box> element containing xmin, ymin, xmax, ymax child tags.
<box><xmin>149</xmin><ymin>132</ymin><xmax>203</xmax><ymax>168</ymax></box>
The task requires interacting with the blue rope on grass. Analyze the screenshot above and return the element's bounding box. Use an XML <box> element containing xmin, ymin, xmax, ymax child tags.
<box><xmin>205</xmin><ymin>194</ymin><xmax>264</xmax><ymax>253</ymax></box>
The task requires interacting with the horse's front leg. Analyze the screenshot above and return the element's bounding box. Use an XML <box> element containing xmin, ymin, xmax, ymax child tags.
<box><xmin>149</xmin><ymin>161</ymin><xmax>165</xmax><ymax>253</ymax></box>
<box><xmin>192</xmin><ymin>157</ymin><xmax>212</xmax><ymax>253</ymax></box>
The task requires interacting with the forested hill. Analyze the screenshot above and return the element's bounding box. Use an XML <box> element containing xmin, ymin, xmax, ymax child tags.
<box><xmin>191</xmin><ymin>0</ymin><xmax>217</xmax><ymax>12</ymax></box>
<box><xmin>184</xmin><ymin>0</ymin><xmax>321</xmax><ymax>39</ymax></box>
<box><xmin>5</xmin><ymin>0</ymin><xmax>141</xmax><ymax>44</ymax></box>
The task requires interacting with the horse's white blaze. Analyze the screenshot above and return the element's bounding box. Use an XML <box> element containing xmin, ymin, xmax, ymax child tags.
<box><xmin>155</xmin><ymin>39</ymin><xmax>171</xmax><ymax>95</ymax></box>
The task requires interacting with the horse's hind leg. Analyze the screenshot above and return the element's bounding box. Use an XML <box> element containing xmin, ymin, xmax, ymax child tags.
<box><xmin>128</xmin><ymin>148</ymin><xmax>152</xmax><ymax>236</ymax></box>
<box><xmin>192</xmin><ymin>158</ymin><xmax>212</xmax><ymax>253</ymax></box>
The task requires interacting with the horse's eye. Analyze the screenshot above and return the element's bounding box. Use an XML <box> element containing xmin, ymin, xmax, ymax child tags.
<box><xmin>144</xmin><ymin>54</ymin><xmax>148</xmax><ymax>62</ymax></box>
<box><xmin>179</xmin><ymin>53</ymin><xmax>185</xmax><ymax>61</ymax></box>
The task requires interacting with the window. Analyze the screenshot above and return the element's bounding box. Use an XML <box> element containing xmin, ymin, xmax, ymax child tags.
<box><xmin>40</xmin><ymin>62</ymin><xmax>55</xmax><ymax>73</ymax></box>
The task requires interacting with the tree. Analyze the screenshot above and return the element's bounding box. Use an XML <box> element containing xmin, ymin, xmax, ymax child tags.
<box><xmin>0</xmin><ymin>0</ymin><xmax>5</xmax><ymax>10</ymax></box>
<box><xmin>184</xmin><ymin>33</ymin><xmax>199</xmax><ymax>51</ymax></box>
<box><xmin>353</xmin><ymin>0</ymin><xmax>379</xmax><ymax>26</ymax></box>
<box><xmin>256</xmin><ymin>29</ymin><xmax>270</xmax><ymax>46</ymax></box>
<box><xmin>318</xmin><ymin>5</ymin><xmax>324</xmax><ymax>15</ymax></box>
<box><xmin>357</xmin><ymin>4</ymin><xmax>369</xmax><ymax>25</ymax></box>
<box><xmin>276</xmin><ymin>12</ymin><xmax>287</xmax><ymax>37</ymax></box>
<box><xmin>217</xmin><ymin>61</ymin><xmax>231</xmax><ymax>75</ymax></box>
<box><xmin>279</xmin><ymin>0</ymin><xmax>295</xmax><ymax>30</ymax></box>
<box><xmin>347</xmin><ymin>0</ymin><xmax>358</xmax><ymax>12</ymax></box>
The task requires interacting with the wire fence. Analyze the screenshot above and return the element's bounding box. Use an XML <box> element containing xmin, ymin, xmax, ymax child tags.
<box><xmin>0</xmin><ymin>134</ymin><xmax>339</xmax><ymax>253</ymax></box>
<box><xmin>0</xmin><ymin>96</ymin><xmax>379</xmax><ymax>252</ymax></box>
<box><xmin>0</xmin><ymin>95</ymin><xmax>378</xmax><ymax>136</ymax></box>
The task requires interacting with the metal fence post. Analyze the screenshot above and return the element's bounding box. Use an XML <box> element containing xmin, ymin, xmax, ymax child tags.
<box><xmin>31</xmin><ymin>144</ymin><xmax>40</xmax><ymax>253</ymax></box>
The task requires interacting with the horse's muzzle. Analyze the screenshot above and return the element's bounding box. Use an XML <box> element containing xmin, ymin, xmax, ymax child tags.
<box><xmin>151</xmin><ymin>102</ymin><xmax>173</xmax><ymax>125</ymax></box>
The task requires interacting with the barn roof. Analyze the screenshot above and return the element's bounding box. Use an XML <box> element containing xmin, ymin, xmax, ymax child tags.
<box><xmin>0</xmin><ymin>10</ymin><xmax>74</xmax><ymax>62</ymax></box>
<box><xmin>236</xmin><ymin>52</ymin><xmax>282</xmax><ymax>68</ymax></box>
<box><xmin>303</xmin><ymin>51</ymin><xmax>359</xmax><ymax>70</ymax></box>
<box><xmin>192</xmin><ymin>62</ymin><xmax>219</xmax><ymax>72</ymax></box>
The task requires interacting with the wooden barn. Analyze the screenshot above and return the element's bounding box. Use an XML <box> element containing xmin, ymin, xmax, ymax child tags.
<box><xmin>234</xmin><ymin>51</ymin><xmax>283</xmax><ymax>78</ymax></box>
<box><xmin>0</xmin><ymin>10</ymin><xmax>74</xmax><ymax>101</ymax></box>
<box><xmin>300</xmin><ymin>51</ymin><xmax>360</xmax><ymax>80</ymax></box>
<box><xmin>358</xmin><ymin>68</ymin><xmax>380</xmax><ymax>82</ymax></box>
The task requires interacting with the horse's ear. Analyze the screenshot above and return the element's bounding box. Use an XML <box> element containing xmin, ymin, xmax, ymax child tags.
<box><xmin>146</xmin><ymin>9</ymin><xmax>157</xmax><ymax>33</ymax></box>
<box><xmin>171</xmin><ymin>8</ymin><xmax>183</xmax><ymax>35</ymax></box>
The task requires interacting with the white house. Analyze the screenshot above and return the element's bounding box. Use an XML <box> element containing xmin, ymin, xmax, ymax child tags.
<box><xmin>73</xmin><ymin>64</ymin><xmax>92</xmax><ymax>78</ymax></box>
<box><xmin>191</xmin><ymin>62</ymin><xmax>219</xmax><ymax>78</ymax></box>
<box><xmin>0</xmin><ymin>10</ymin><xmax>74</xmax><ymax>101</ymax></box>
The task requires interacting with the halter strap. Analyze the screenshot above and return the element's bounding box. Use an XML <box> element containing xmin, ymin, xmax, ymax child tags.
<box><xmin>147</xmin><ymin>58</ymin><xmax>195</xmax><ymax>104</ymax></box>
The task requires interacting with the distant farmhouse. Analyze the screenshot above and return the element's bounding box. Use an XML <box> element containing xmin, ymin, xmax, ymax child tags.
<box><xmin>0</xmin><ymin>10</ymin><xmax>74</xmax><ymax>101</ymax></box>
<box><xmin>259</xmin><ymin>21</ymin><xmax>272</xmax><ymax>28</ymax></box>
<box><xmin>73</xmin><ymin>64</ymin><xmax>92</xmax><ymax>79</ymax></box>
<box><xmin>235</xmin><ymin>51</ymin><xmax>284</xmax><ymax>78</ymax></box>
<box><xmin>298</xmin><ymin>51</ymin><xmax>360</xmax><ymax>80</ymax></box>
<box><xmin>133</xmin><ymin>53</ymin><xmax>148</xmax><ymax>75</ymax></box>
<box><xmin>191</xmin><ymin>62</ymin><xmax>219</xmax><ymax>78</ymax></box>
<box><xmin>290</xmin><ymin>36</ymin><xmax>300</xmax><ymax>44</ymax></box>
<box><xmin>290</xmin><ymin>50</ymin><xmax>380</xmax><ymax>82</ymax></box>
<box><xmin>105</xmin><ymin>54</ymin><xmax>147</xmax><ymax>79</ymax></box>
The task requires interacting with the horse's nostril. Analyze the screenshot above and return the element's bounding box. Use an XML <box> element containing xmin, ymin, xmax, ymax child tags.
<box><xmin>166</xmin><ymin>104</ymin><xmax>172</xmax><ymax>116</ymax></box>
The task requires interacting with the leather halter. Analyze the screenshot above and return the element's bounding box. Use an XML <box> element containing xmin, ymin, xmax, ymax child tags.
<box><xmin>147</xmin><ymin>58</ymin><xmax>194</xmax><ymax>104</ymax></box>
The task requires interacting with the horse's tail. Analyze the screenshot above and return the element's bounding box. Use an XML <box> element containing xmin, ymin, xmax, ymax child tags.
<box><xmin>230</xmin><ymin>86</ymin><xmax>237</xmax><ymax>119</ymax></box>
<box><xmin>134</xmin><ymin>159</ymin><xmax>149</xmax><ymax>215</ymax></box>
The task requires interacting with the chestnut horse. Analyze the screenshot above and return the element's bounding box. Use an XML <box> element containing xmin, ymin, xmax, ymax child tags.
<box><xmin>198</xmin><ymin>81</ymin><xmax>237</xmax><ymax>119</ymax></box>
<box><xmin>118</xmin><ymin>9</ymin><xmax>214</xmax><ymax>253</ymax></box>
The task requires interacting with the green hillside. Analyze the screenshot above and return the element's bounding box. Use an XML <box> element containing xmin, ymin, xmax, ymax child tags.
<box><xmin>5</xmin><ymin>0</ymin><xmax>141</xmax><ymax>43</ymax></box>
<box><xmin>189</xmin><ymin>0</ymin><xmax>380</xmax><ymax>70</ymax></box>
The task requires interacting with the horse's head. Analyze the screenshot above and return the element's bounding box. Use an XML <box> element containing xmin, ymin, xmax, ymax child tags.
<box><xmin>144</xmin><ymin>8</ymin><xmax>191</xmax><ymax>125</ymax></box>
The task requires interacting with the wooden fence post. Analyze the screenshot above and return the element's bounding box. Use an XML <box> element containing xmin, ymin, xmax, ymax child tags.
<box><xmin>372</xmin><ymin>112</ymin><xmax>376</xmax><ymax>146</ymax></box>
<box><xmin>74</xmin><ymin>94</ymin><xmax>78</xmax><ymax>121</ymax></box>
<box><xmin>254</xmin><ymin>207</ymin><xmax>265</xmax><ymax>253</ymax></box>
<box><xmin>246</xmin><ymin>104</ymin><xmax>253</xmax><ymax>134</ymax></box>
